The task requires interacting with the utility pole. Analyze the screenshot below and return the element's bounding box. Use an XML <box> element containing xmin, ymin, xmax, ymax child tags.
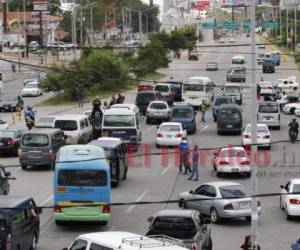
<box><xmin>72</xmin><ymin>8</ymin><xmax>77</xmax><ymax>44</ymax></box>
<box><xmin>139</xmin><ymin>9</ymin><xmax>142</xmax><ymax>39</ymax></box>
<box><xmin>80</xmin><ymin>7</ymin><xmax>83</xmax><ymax>45</ymax></box>
<box><xmin>250</xmin><ymin>0</ymin><xmax>258</xmax><ymax>249</ymax></box>
<box><xmin>280</xmin><ymin>5</ymin><xmax>282</xmax><ymax>41</ymax></box>
<box><xmin>23</xmin><ymin>0</ymin><xmax>27</xmax><ymax>57</ymax></box>
<box><xmin>39</xmin><ymin>11</ymin><xmax>43</xmax><ymax>48</ymax></box>
<box><xmin>294</xmin><ymin>4</ymin><xmax>297</xmax><ymax>47</ymax></box>
<box><xmin>122</xmin><ymin>6</ymin><xmax>125</xmax><ymax>43</ymax></box>
<box><xmin>287</xmin><ymin>8</ymin><xmax>289</xmax><ymax>44</ymax></box>
<box><xmin>105</xmin><ymin>11</ymin><xmax>107</xmax><ymax>41</ymax></box>
<box><xmin>90</xmin><ymin>6</ymin><xmax>93</xmax><ymax>44</ymax></box>
<box><xmin>17</xmin><ymin>7</ymin><xmax>21</xmax><ymax>72</ymax></box>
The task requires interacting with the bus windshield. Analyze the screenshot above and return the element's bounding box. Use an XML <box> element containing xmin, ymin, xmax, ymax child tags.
<box><xmin>183</xmin><ymin>83</ymin><xmax>204</xmax><ymax>92</ymax></box>
<box><xmin>58</xmin><ymin>169</ymin><xmax>107</xmax><ymax>186</ymax></box>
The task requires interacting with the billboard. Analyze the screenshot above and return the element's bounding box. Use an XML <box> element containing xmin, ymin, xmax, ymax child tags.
<box><xmin>195</xmin><ymin>0</ymin><xmax>211</xmax><ymax>10</ymax></box>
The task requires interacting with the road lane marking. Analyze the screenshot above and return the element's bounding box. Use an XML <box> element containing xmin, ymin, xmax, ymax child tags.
<box><xmin>40</xmin><ymin>195</ymin><xmax>53</xmax><ymax>206</ymax></box>
<box><xmin>189</xmin><ymin>125</ymin><xmax>208</xmax><ymax>145</ymax></box>
<box><xmin>126</xmin><ymin>189</ymin><xmax>149</xmax><ymax>213</ymax></box>
<box><xmin>161</xmin><ymin>164</ymin><xmax>172</xmax><ymax>175</ymax></box>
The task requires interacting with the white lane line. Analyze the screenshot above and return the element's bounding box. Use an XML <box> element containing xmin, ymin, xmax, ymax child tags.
<box><xmin>126</xmin><ymin>189</ymin><xmax>149</xmax><ymax>213</ymax></box>
<box><xmin>189</xmin><ymin>125</ymin><xmax>208</xmax><ymax>145</ymax></box>
<box><xmin>40</xmin><ymin>195</ymin><xmax>53</xmax><ymax>206</ymax></box>
<box><xmin>144</xmin><ymin>125</ymin><xmax>154</xmax><ymax>133</ymax></box>
<box><xmin>161</xmin><ymin>164</ymin><xmax>172</xmax><ymax>175</ymax></box>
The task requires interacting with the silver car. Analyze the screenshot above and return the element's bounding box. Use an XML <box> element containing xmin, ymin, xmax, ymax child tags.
<box><xmin>206</xmin><ymin>62</ymin><xmax>218</xmax><ymax>71</ymax></box>
<box><xmin>146</xmin><ymin>101</ymin><xmax>171</xmax><ymax>124</ymax></box>
<box><xmin>178</xmin><ymin>181</ymin><xmax>262</xmax><ymax>224</ymax></box>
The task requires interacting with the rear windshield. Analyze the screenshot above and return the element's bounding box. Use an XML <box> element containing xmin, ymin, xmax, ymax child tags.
<box><xmin>103</xmin><ymin>115</ymin><xmax>135</xmax><ymax>127</ymax></box>
<box><xmin>246</xmin><ymin>126</ymin><xmax>268</xmax><ymax>133</ymax></box>
<box><xmin>160</xmin><ymin>125</ymin><xmax>181</xmax><ymax>132</ymax></box>
<box><xmin>219</xmin><ymin>185</ymin><xmax>247</xmax><ymax>198</ymax></box>
<box><xmin>215</xmin><ymin>98</ymin><xmax>232</xmax><ymax>106</ymax></box>
<box><xmin>0</xmin><ymin>131</ymin><xmax>15</xmax><ymax>138</ymax></box>
<box><xmin>152</xmin><ymin>217</ymin><xmax>196</xmax><ymax>239</ymax></box>
<box><xmin>58</xmin><ymin>170</ymin><xmax>107</xmax><ymax>186</ymax></box>
<box><xmin>221</xmin><ymin>149</ymin><xmax>246</xmax><ymax>158</ymax></box>
<box><xmin>172</xmin><ymin>108</ymin><xmax>193</xmax><ymax>118</ymax></box>
<box><xmin>22</xmin><ymin>134</ymin><xmax>49</xmax><ymax>147</ymax></box>
<box><xmin>225</xmin><ymin>86</ymin><xmax>240</xmax><ymax>93</ymax></box>
<box><xmin>219</xmin><ymin>109</ymin><xmax>241</xmax><ymax>120</ymax></box>
<box><xmin>258</xmin><ymin>104</ymin><xmax>278</xmax><ymax>113</ymax></box>
<box><xmin>136</xmin><ymin>93</ymin><xmax>154</xmax><ymax>103</ymax></box>
<box><xmin>154</xmin><ymin>85</ymin><xmax>169</xmax><ymax>92</ymax></box>
<box><xmin>55</xmin><ymin>120</ymin><xmax>77</xmax><ymax>131</ymax></box>
<box><xmin>150</xmin><ymin>103</ymin><xmax>167</xmax><ymax>110</ymax></box>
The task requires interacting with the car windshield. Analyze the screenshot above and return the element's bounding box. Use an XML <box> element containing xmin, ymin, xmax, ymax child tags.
<box><xmin>24</xmin><ymin>84</ymin><xmax>38</xmax><ymax>88</ymax></box>
<box><xmin>221</xmin><ymin>149</ymin><xmax>246</xmax><ymax>158</ymax></box>
<box><xmin>2</xmin><ymin>96</ymin><xmax>16</xmax><ymax>102</ymax></box>
<box><xmin>150</xmin><ymin>103</ymin><xmax>167</xmax><ymax>110</ymax></box>
<box><xmin>103</xmin><ymin>115</ymin><xmax>135</xmax><ymax>127</ymax></box>
<box><xmin>58</xmin><ymin>170</ymin><xmax>107</xmax><ymax>186</ymax></box>
<box><xmin>152</xmin><ymin>217</ymin><xmax>197</xmax><ymax>239</ymax></box>
<box><xmin>232</xmin><ymin>59</ymin><xmax>244</xmax><ymax>64</ymax></box>
<box><xmin>225</xmin><ymin>86</ymin><xmax>240</xmax><ymax>93</ymax></box>
<box><xmin>160</xmin><ymin>125</ymin><xmax>180</xmax><ymax>132</ymax></box>
<box><xmin>219</xmin><ymin>185</ymin><xmax>247</xmax><ymax>198</ymax></box>
<box><xmin>246</xmin><ymin>126</ymin><xmax>268</xmax><ymax>133</ymax></box>
<box><xmin>215</xmin><ymin>98</ymin><xmax>232</xmax><ymax>106</ymax></box>
<box><xmin>55</xmin><ymin>120</ymin><xmax>78</xmax><ymax>131</ymax></box>
<box><xmin>172</xmin><ymin>108</ymin><xmax>193</xmax><ymax>118</ymax></box>
<box><xmin>136</xmin><ymin>93</ymin><xmax>154</xmax><ymax>104</ymax></box>
<box><xmin>154</xmin><ymin>85</ymin><xmax>169</xmax><ymax>92</ymax></box>
<box><xmin>183</xmin><ymin>83</ymin><xmax>204</xmax><ymax>92</ymax></box>
<box><xmin>22</xmin><ymin>134</ymin><xmax>49</xmax><ymax>147</ymax></box>
<box><xmin>292</xmin><ymin>184</ymin><xmax>300</xmax><ymax>192</ymax></box>
<box><xmin>219</xmin><ymin>109</ymin><xmax>241</xmax><ymax>120</ymax></box>
<box><xmin>0</xmin><ymin>131</ymin><xmax>15</xmax><ymax>138</ymax></box>
<box><xmin>258</xmin><ymin>104</ymin><xmax>278</xmax><ymax>113</ymax></box>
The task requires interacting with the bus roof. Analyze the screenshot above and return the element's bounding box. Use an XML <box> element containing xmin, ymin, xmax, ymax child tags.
<box><xmin>56</xmin><ymin>145</ymin><xmax>106</xmax><ymax>163</ymax></box>
<box><xmin>232</xmin><ymin>55</ymin><xmax>245</xmax><ymax>60</ymax></box>
<box><xmin>185</xmin><ymin>76</ymin><xmax>212</xmax><ymax>84</ymax></box>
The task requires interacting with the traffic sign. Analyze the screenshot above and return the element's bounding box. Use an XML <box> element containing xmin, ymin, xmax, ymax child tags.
<box><xmin>223</xmin><ymin>21</ymin><xmax>239</xmax><ymax>29</ymax></box>
<box><xmin>263</xmin><ymin>21</ymin><xmax>278</xmax><ymax>29</ymax></box>
<box><xmin>202</xmin><ymin>22</ymin><xmax>216</xmax><ymax>29</ymax></box>
<box><xmin>33</xmin><ymin>4</ymin><xmax>48</xmax><ymax>11</ymax></box>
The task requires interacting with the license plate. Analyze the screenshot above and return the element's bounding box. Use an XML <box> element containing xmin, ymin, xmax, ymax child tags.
<box><xmin>4</xmin><ymin>107</ymin><xmax>9</xmax><ymax>110</ymax></box>
<box><xmin>264</xmin><ymin>117</ymin><xmax>270</xmax><ymax>120</ymax></box>
<box><xmin>155</xmin><ymin>112</ymin><xmax>163</xmax><ymax>116</ymax></box>
<box><xmin>239</xmin><ymin>201</ymin><xmax>250</xmax><ymax>209</ymax></box>
<box><xmin>226</xmin><ymin>125</ymin><xmax>233</xmax><ymax>128</ymax></box>
<box><xmin>167</xmin><ymin>135</ymin><xmax>172</xmax><ymax>138</ymax></box>
<box><xmin>231</xmin><ymin>168</ymin><xmax>239</xmax><ymax>172</ymax></box>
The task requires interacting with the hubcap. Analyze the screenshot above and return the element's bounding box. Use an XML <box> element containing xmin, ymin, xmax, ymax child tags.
<box><xmin>211</xmin><ymin>209</ymin><xmax>217</xmax><ymax>222</ymax></box>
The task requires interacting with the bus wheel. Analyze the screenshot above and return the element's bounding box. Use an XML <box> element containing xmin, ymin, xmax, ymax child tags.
<box><xmin>100</xmin><ymin>221</ymin><xmax>108</xmax><ymax>226</ymax></box>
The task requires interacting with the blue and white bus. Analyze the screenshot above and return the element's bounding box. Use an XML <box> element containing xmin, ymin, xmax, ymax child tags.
<box><xmin>53</xmin><ymin>144</ymin><xmax>111</xmax><ymax>225</ymax></box>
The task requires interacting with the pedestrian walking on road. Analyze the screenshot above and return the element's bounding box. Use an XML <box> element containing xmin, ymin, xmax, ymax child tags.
<box><xmin>257</xmin><ymin>83</ymin><xmax>261</xmax><ymax>100</ymax></box>
<box><xmin>179</xmin><ymin>137</ymin><xmax>191</xmax><ymax>174</ymax></box>
<box><xmin>240</xmin><ymin>235</ymin><xmax>261</xmax><ymax>250</ymax></box>
<box><xmin>199</xmin><ymin>100</ymin><xmax>207</xmax><ymax>123</ymax></box>
<box><xmin>188</xmin><ymin>145</ymin><xmax>199</xmax><ymax>181</ymax></box>
<box><xmin>11</xmin><ymin>63</ymin><xmax>16</xmax><ymax>73</ymax></box>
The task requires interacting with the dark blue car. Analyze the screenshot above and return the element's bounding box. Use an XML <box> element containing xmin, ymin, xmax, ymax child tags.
<box><xmin>171</xmin><ymin>103</ymin><xmax>196</xmax><ymax>134</ymax></box>
<box><xmin>212</xmin><ymin>96</ymin><xmax>234</xmax><ymax>122</ymax></box>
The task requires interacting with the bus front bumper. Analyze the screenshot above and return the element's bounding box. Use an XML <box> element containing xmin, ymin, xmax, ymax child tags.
<box><xmin>54</xmin><ymin>213</ymin><xmax>111</xmax><ymax>222</ymax></box>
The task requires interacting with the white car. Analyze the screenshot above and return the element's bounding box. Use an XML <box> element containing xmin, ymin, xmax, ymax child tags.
<box><xmin>275</xmin><ymin>78</ymin><xmax>299</xmax><ymax>92</ymax></box>
<box><xmin>0</xmin><ymin>119</ymin><xmax>8</xmax><ymax>129</ymax></box>
<box><xmin>280</xmin><ymin>178</ymin><xmax>300</xmax><ymax>220</ymax></box>
<box><xmin>156</xmin><ymin>122</ymin><xmax>187</xmax><ymax>148</ymax></box>
<box><xmin>28</xmin><ymin>41</ymin><xmax>39</xmax><ymax>51</ymax></box>
<box><xmin>21</xmin><ymin>82</ymin><xmax>42</xmax><ymax>97</ymax></box>
<box><xmin>295</xmin><ymin>107</ymin><xmax>300</xmax><ymax>116</ymax></box>
<box><xmin>242</xmin><ymin>123</ymin><xmax>271</xmax><ymax>150</ymax></box>
<box><xmin>258</xmin><ymin>81</ymin><xmax>277</xmax><ymax>96</ymax></box>
<box><xmin>213</xmin><ymin>147</ymin><xmax>251</xmax><ymax>177</ymax></box>
<box><xmin>283</xmin><ymin>102</ymin><xmax>300</xmax><ymax>114</ymax></box>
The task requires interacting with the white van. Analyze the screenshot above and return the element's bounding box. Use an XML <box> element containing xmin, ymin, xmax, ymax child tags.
<box><xmin>231</xmin><ymin>55</ymin><xmax>246</xmax><ymax>71</ymax></box>
<box><xmin>54</xmin><ymin>114</ymin><xmax>93</xmax><ymax>144</ymax></box>
<box><xmin>257</xmin><ymin>102</ymin><xmax>280</xmax><ymax>129</ymax></box>
<box><xmin>102</xmin><ymin>105</ymin><xmax>142</xmax><ymax>145</ymax></box>
<box><xmin>63</xmin><ymin>231</ymin><xmax>189</xmax><ymax>250</ymax></box>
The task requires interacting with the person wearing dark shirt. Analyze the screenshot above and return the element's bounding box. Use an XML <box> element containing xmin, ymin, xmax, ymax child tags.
<box><xmin>240</xmin><ymin>235</ymin><xmax>261</xmax><ymax>250</ymax></box>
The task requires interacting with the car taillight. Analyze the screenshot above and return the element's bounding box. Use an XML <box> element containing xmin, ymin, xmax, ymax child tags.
<box><xmin>290</xmin><ymin>199</ymin><xmax>300</xmax><ymax>205</ymax></box>
<box><xmin>219</xmin><ymin>160</ymin><xmax>229</xmax><ymax>165</ymax></box>
<box><xmin>102</xmin><ymin>205</ymin><xmax>110</xmax><ymax>213</ymax></box>
<box><xmin>53</xmin><ymin>205</ymin><xmax>62</xmax><ymax>213</ymax></box>
<box><xmin>191</xmin><ymin>243</ymin><xmax>198</xmax><ymax>250</ymax></box>
<box><xmin>8</xmin><ymin>140</ymin><xmax>16</xmax><ymax>145</ymax></box>
<box><xmin>6</xmin><ymin>234</ymin><xmax>11</xmax><ymax>250</ymax></box>
<box><xmin>240</xmin><ymin>160</ymin><xmax>250</xmax><ymax>165</ymax></box>
<box><xmin>263</xmin><ymin>135</ymin><xmax>270</xmax><ymax>139</ymax></box>
<box><xmin>224</xmin><ymin>203</ymin><xmax>233</xmax><ymax>210</ymax></box>
<box><xmin>175</xmin><ymin>133</ymin><xmax>183</xmax><ymax>138</ymax></box>
<box><xmin>156</xmin><ymin>133</ymin><xmax>163</xmax><ymax>138</ymax></box>
<box><xmin>243</xmin><ymin>134</ymin><xmax>251</xmax><ymax>138</ymax></box>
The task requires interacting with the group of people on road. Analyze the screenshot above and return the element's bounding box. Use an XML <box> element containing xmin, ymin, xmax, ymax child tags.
<box><xmin>179</xmin><ymin>137</ymin><xmax>199</xmax><ymax>181</ymax></box>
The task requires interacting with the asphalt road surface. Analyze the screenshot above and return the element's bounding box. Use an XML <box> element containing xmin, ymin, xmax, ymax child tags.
<box><xmin>0</xmin><ymin>34</ymin><xmax>300</xmax><ymax>250</ymax></box>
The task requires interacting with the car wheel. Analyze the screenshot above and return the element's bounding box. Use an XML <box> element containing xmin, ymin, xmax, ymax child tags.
<box><xmin>146</xmin><ymin>117</ymin><xmax>150</xmax><ymax>124</ymax></box>
<box><xmin>286</xmin><ymin>209</ymin><xmax>292</xmax><ymax>220</ymax></box>
<box><xmin>55</xmin><ymin>220</ymin><xmax>64</xmax><ymax>226</ymax></box>
<box><xmin>21</xmin><ymin>165</ymin><xmax>27</xmax><ymax>170</ymax></box>
<box><xmin>280</xmin><ymin>196</ymin><xmax>285</xmax><ymax>210</ymax></box>
<box><xmin>291</xmin><ymin>108</ymin><xmax>296</xmax><ymax>115</ymax></box>
<box><xmin>156</xmin><ymin>143</ymin><xmax>160</xmax><ymax>148</ymax></box>
<box><xmin>245</xmin><ymin>216</ymin><xmax>251</xmax><ymax>222</ymax></box>
<box><xmin>213</xmin><ymin>116</ymin><xmax>217</xmax><ymax>122</ymax></box>
<box><xmin>123</xmin><ymin>166</ymin><xmax>128</xmax><ymax>180</ymax></box>
<box><xmin>30</xmin><ymin>233</ymin><xmax>38</xmax><ymax>250</ymax></box>
<box><xmin>245</xmin><ymin>172</ymin><xmax>251</xmax><ymax>177</ymax></box>
<box><xmin>210</xmin><ymin>208</ymin><xmax>221</xmax><ymax>224</ymax></box>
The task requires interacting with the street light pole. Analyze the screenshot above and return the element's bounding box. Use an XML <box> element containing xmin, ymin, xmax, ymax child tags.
<box><xmin>139</xmin><ymin>9</ymin><xmax>142</xmax><ymax>39</ymax></box>
<box><xmin>250</xmin><ymin>0</ymin><xmax>258</xmax><ymax>248</ymax></box>
<box><xmin>23</xmin><ymin>0</ymin><xmax>27</xmax><ymax>57</ymax></box>
<box><xmin>80</xmin><ymin>7</ymin><xmax>83</xmax><ymax>45</ymax></box>
<box><xmin>294</xmin><ymin>4</ymin><xmax>297</xmax><ymax>47</ymax></box>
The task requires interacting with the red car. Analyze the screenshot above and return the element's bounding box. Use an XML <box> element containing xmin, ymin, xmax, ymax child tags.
<box><xmin>138</xmin><ymin>81</ymin><xmax>155</xmax><ymax>92</ymax></box>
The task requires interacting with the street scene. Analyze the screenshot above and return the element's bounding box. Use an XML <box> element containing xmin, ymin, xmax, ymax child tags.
<box><xmin>0</xmin><ymin>0</ymin><xmax>300</xmax><ymax>250</ymax></box>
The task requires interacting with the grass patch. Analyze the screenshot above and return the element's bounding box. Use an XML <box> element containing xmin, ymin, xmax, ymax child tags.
<box><xmin>37</xmin><ymin>72</ymin><xmax>165</xmax><ymax>107</ymax></box>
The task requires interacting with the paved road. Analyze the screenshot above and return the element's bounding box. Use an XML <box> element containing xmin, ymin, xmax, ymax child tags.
<box><xmin>0</xmin><ymin>34</ymin><xmax>300</xmax><ymax>250</ymax></box>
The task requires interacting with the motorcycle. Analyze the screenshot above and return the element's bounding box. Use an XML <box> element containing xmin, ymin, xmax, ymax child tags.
<box><xmin>289</xmin><ymin>127</ymin><xmax>298</xmax><ymax>143</ymax></box>
<box><xmin>25</xmin><ymin>118</ymin><xmax>35</xmax><ymax>130</ymax></box>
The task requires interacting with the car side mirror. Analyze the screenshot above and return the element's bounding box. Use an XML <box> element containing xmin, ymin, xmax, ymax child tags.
<box><xmin>147</xmin><ymin>216</ymin><xmax>154</xmax><ymax>223</ymax></box>
<box><xmin>202</xmin><ymin>217</ymin><xmax>211</xmax><ymax>224</ymax></box>
<box><xmin>189</xmin><ymin>190</ymin><xmax>193</xmax><ymax>194</ymax></box>
<box><xmin>280</xmin><ymin>185</ymin><xmax>284</xmax><ymax>189</ymax></box>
